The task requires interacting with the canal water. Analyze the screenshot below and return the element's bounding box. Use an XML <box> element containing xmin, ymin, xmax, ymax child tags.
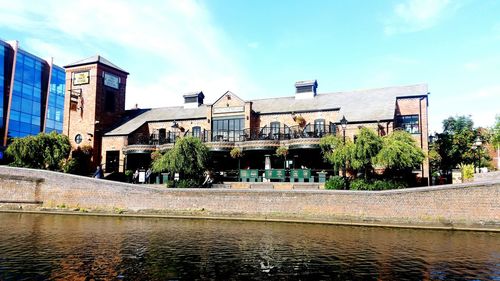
<box><xmin>0</xmin><ymin>213</ymin><xmax>498</xmax><ymax>280</ymax></box>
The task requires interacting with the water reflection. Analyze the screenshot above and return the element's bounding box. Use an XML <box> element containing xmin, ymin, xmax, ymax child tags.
<box><xmin>0</xmin><ymin>213</ymin><xmax>498</xmax><ymax>280</ymax></box>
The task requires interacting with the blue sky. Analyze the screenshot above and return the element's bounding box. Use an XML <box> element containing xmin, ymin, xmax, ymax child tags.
<box><xmin>0</xmin><ymin>0</ymin><xmax>499</xmax><ymax>133</ymax></box>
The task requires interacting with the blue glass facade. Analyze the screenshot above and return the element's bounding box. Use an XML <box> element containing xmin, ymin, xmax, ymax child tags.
<box><xmin>45</xmin><ymin>66</ymin><xmax>65</xmax><ymax>133</ymax></box>
<box><xmin>8</xmin><ymin>50</ymin><xmax>46</xmax><ymax>138</ymax></box>
<box><xmin>0</xmin><ymin>43</ymin><xmax>5</xmax><ymax>131</ymax></box>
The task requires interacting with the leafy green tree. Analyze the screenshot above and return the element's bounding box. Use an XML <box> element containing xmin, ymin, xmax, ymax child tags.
<box><xmin>435</xmin><ymin>115</ymin><xmax>478</xmax><ymax>172</ymax></box>
<box><xmin>151</xmin><ymin>136</ymin><xmax>209</xmax><ymax>180</ymax></box>
<box><xmin>374</xmin><ymin>130</ymin><xmax>425</xmax><ymax>173</ymax></box>
<box><xmin>6</xmin><ymin>132</ymin><xmax>71</xmax><ymax>171</ymax></box>
<box><xmin>351</xmin><ymin>127</ymin><xmax>382</xmax><ymax>178</ymax></box>
<box><xmin>319</xmin><ymin>134</ymin><xmax>354</xmax><ymax>175</ymax></box>
<box><xmin>493</xmin><ymin>115</ymin><xmax>500</xmax><ymax>149</ymax></box>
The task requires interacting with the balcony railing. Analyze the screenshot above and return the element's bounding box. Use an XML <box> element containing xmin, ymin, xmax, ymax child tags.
<box><xmin>130</xmin><ymin>125</ymin><xmax>336</xmax><ymax>145</ymax></box>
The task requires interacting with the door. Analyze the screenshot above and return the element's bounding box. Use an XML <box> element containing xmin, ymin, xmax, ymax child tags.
<box><xmin>106</xmin><ymin>150</ymin><xmax>120</xmax><ymax>173</ymax></box>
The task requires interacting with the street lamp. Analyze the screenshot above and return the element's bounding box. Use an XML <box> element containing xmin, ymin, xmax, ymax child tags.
<box><xmin>471</xmin><ymin>145</ymin><xmax>477</xmax><ymax>173</ymax></box>
<box><xmin>340</xmin><ymin>115</ymin><xmax>348</xmax><ymax>189</ymax></box>
<box><xmin>474</xmin><ymin>137</ymin><xmax>483</xmax><ymax>173</ymax></box>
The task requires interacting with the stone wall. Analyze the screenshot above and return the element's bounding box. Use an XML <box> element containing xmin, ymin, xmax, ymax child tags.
<box><xmin>0</xmin><ymin>166</ymin><xmax>498</xmax><ymax>229</ymax></box>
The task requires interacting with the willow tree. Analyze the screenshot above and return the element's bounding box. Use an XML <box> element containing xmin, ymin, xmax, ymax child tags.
<box><xmin>151</xmin><ymin>136</ymin><xmax>209</xmax><ymax>180</ymax></box>
<box><xmin>319</xmin><ymin>134</ymin><xmax>354</xmax><ymax>177</ymax></box>
<box><xmin>351</xmin><ymin>127</ymin><xmax>383</xmax><ymax>179</ymax></box>
<box><xmin>6</xmin><ymin>132</ymin><xmax>71</xmax><ymax>171</ymax></box>
<box><xmin>374</xmin><ymin>130</ymin><xmax>425</xmax><ymax>174</ymax></box>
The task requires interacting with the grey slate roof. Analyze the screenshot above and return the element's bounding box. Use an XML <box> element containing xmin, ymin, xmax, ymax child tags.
<box><xmin>105</xmin><ymin>106</ymin><xmax>208</xmax><ymax>136</ymax></box>
<box><xmin>104</xmin><ymin>84</ymin><xmax>428</xmax><ymax>136</ymax></box>
<box><xmin>64</xmin><ymin>55</ymin><xmax>129</xmax><ymax>74</ymax></box>
<box><xmin>252</xmin><ymin>84</ymin><xmax>428</xmax><ymax>122</ymax></box>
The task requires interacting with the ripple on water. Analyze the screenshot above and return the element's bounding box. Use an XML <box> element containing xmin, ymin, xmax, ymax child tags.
<box><xmin>0</xmin><ymin>213</ymin><xmax>498</xmax><ymax>280</ymax></box>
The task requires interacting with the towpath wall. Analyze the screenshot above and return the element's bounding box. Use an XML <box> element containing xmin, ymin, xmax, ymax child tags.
<box><xmin>0</xmin><ymin>166</ymin><xmax>498</xmax><ymax>229</ymax></box>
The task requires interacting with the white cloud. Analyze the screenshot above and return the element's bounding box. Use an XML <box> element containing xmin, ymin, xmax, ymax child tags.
<box><xmin>384</xmin><ymin>0</ymin><xmax>453</xmax><ymax>35</ymax></box>
<box><xmin>0</xmin><ymin>0</ymin><xmax>259</xmax><ymax>108</ymax></box>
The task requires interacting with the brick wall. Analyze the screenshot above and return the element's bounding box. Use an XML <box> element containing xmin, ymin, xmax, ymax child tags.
<box><xmin>0</xmin><ymin>166</ymin><xmax>498</xmax><ymax>229</ymax></box>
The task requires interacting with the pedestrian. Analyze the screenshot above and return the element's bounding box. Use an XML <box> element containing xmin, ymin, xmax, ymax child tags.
<box><xmin>93</xmin><ymin>165</ymin><xmax>104</xmax><ymax>179</ymax></box>
<box><xmin>133</xmin><ymin>169</ymin><xmax>139</xmax><ymax>183</ymax></box>
<box><xmin>145</xmin><ymin>168</ymin><xmax>152</xmax><ymax>183</ymax></box>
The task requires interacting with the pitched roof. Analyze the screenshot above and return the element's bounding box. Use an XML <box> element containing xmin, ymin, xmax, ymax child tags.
<box><xmin>64</xmin><ymin>55</ymin><xmax>129</xmax><ymax>74</ymax></box>
<box><xmin>104</xmin><ymin>84</ymin><xmax>428</xmax><ymax>136</ymax></box>
<box><xmin>251</xmin><ymin>84</ymin><xmax>428</xmax><ymax>122</ymax></box>
<box><xmin>105</xmin><ymin>106</ymin><xmax>208</xmax><ymax>136</ymax></box>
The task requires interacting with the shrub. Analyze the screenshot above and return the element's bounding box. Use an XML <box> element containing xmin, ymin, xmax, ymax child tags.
<box><xmin>175</xmin><ymin>179</ymin><xmax>200</xmax><ymax>188</ymax></box>
<box><xmin>60</xmin><ymin>158</ymin><xmax>79</xmax><ymax>174</ymax></box>
<box><xmin>458</xmin><ymin>163</ymin><xmax>474</xmax><ymax>181</ymax></box>
<box><xmin>349</xmin><ymin>178</ymin><xmax>371</xmax><ymax>190</ymax></box>
<box><xmin>325</xmin><ymin>176</ymin><xmax>345</xmax><ymax>190</ymax></box>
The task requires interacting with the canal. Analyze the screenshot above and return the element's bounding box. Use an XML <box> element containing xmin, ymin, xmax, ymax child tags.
<box><xmin>0</xmin><ymin>212</ymin><xmax>498</xmax><ymax>280</ymax></box>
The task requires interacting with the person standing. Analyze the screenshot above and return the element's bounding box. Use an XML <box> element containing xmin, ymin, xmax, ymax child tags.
<box><xmin>93</xmin><ymin>165</ymin><xmax>104</xmax><ymax>179</ymax></box>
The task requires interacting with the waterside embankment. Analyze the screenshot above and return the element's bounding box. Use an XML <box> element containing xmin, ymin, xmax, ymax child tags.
<box><xmin>0</xmin><ymin>166</ymin><xmax>498</xmax><ymax>231</ymax></box>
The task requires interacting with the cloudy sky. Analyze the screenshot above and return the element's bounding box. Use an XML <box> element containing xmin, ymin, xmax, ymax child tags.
<box><xmin>1</xmin><ymin>0</ymin><xmax>499</xmax><ymax>133</ymax></box>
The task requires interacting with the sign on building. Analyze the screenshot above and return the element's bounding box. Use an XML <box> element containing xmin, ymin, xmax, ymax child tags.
<box><xmin>73</xmin><ymin>71</ymin><xmax>90</xmax><ymax>85</ymax></box>
<box><xmin>104</xmin><ymin>72</ymin><xmax>120</xmax><ymax>89</ymax></box>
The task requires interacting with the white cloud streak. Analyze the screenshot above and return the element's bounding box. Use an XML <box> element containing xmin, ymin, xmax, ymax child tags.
<box><xmin>0</xmin><ymin>0</ymin><xmax>258</xmax><ymax>108</ymax></box>
<box><xmin>384</xmin><ymin>0</ymin><xmax>453</xmax><ymax>35</ymax></box>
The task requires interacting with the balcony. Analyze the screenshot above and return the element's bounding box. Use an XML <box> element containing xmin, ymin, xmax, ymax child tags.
<box><xmin>124</xmin><ymin>125</ymin><xmax>336</xmax><ymax>152</ymax></box>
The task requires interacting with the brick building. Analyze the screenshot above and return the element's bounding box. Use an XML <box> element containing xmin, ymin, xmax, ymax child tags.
<box><xmin>59</xmin><ymin>55</ymin><xmax>430</xmax><ymax>183</ymax></box>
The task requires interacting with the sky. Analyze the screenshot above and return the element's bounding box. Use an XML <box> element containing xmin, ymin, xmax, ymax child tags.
<box><xmin>0</xmin><ymin>0</ymin><xmax>499</xmax><ymax>133</ymax></box>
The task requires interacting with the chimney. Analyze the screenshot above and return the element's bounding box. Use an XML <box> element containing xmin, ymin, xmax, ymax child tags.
<box><xmin>295</xmin><ymin>80</ymin><xmax>318</xmax><ymax>100</ymax></box>
<box><xmin>183</xmin><ymin>91</ymin><xmax>204</xmax><ymax>108</ymax></box>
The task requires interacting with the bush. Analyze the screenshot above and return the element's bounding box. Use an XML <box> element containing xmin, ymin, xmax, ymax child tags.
<box><xmin>458</xmin><ymin>163</ymin><xmax>474</xmax><ymax>181</ymax></box>
<box><xmin>175</xmin><ymin>179</ymin><xmax>200</xmax><ymax>188</ymax></box>
<box><xmin>60</xmin><ymin>158</ymin><xmax>79</xmax><ymax>174</ymax></box>
<box><xmin>349</xmin><ymin>178</ymin><xmax>407</xmax><ymax>191</ymax></box>
<box><xmin>325</xmin><ymin>176</ymin><xmax>345</xmax><ymax>190</ymax></box>
<box><xmin>349</xmin><ymin>178</ymin><xmax>371</xmax><ymax>190</ymax></box>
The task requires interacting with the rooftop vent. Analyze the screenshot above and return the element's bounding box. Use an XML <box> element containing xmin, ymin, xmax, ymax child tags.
<box><xmin>183</xmin><ymin>91</ymin><xmax>205</xmax><ymax>108</ymax></box>
<box><xmin>295</xmin><ymin>80</ymin><xmax>317</xmax><ymax>99</ymax></box>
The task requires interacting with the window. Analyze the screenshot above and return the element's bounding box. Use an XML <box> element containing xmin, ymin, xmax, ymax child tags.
<box><xmin>212</xmin><ymin>117</ymin><xmax>244</xmax><ymax>141</ymax></box>
<box><xmin>314</xmin><ymin>119</ymin><xmax>325</xmax><ymax>137</ymax></box>
<box><xmin>270</xmin><ymin>122</ymin><xmax>280</xmax><ymax>139</ymax></box>
<box><xmin>192</xmin><ymin>126</ymin><xmax>201</xmax><ymax>138</ymax></box>
<box><xmin>105</xmin><ymin>90</ymin><xmax>115</xmax><ymax>112</ymax></box>
<box><xmin>396</xmin><ymin>115</ymin><xmax>420</xmax><ymax>134</ymax></box>
<box><xmin>329</xmin><ymin>122</ymin><xmax>337</xmax><ymax>135</ymax></box>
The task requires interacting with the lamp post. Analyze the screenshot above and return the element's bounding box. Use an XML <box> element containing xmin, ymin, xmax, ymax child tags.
<box><xmin>340</xmin><ymin>115</ymin><xmax>348</xmax><ymax>189</ymax></box>
<box><xmin>471</xmin><ymin>145</ymin><xmax>477</xmax><ymax>173</ymax></box>
<box><xmin>474</xmin><ymin>137</ymin><xmax>483</xmax><ymax>173</ymax></box>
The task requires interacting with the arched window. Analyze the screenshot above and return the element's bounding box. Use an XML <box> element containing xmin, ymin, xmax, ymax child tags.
<box><xmin>270</xmin><ymin>122</ymin><xmax>280</xmax><ymax>139</ymax></box>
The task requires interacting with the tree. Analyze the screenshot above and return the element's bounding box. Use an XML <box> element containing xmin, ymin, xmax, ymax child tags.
<box><xmin>351</xmin><ymin>127</ymin><xmax>382</xmax><ymax>178</ymax></box>
<box><xmin>151</xmin><ymin>136</ymin><xmax>209</xmax><ymax>180</ymax></box>
<box><xmin>230</xmin><ymin>147</ymin><xmax>243</xmax><ymax>171</ymax></box>
<box><xmin>492</xmin><ymin>115</ymin><xmax>500</xmax><ymax>169</ymax></box>
<box><xmin>319</xmin><ymin>134</ymin><xmax>354</xmax><ymax>174</ymax></box>
<box><xmin>275</xmin><ymin>146</ymin><xmax>289</xmax><ymax>169</ymax></box>
<box><xmin>435</xmin><ymin>115</ymin><xmax>478</xmax><ymax>172</ymax></box>
<box><xmin>374</xmin><ymin>130</ymin><xmax>425</xmax><ymax>173</ymax></box>
<box><xmin>6</xmin><ymin>132</ymin><xmax>71</xmax><ymax>171</ymax></box>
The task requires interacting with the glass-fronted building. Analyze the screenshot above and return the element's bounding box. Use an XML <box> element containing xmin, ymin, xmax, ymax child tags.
<box><xmin>0</xmin><ymin>39</ymin><xmax>66</xmax><ymax>157</ymax></box>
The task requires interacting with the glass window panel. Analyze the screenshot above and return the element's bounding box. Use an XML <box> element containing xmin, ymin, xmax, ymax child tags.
<box><xmin>33</xmin><ymin>88</ymin><xmax>41</xmax><ymax>101</ymax></box>
<box><xmin>22</xmin><ymin>85</ymin><xmax>33</xmax><ymax>99</ymax></box>
<box><xmin>21</xmin><ymin>98</ymin><xmax>32</xmax><ymax>113</ymax></box>
<box><xmin>31</xmin><ymin>124</ymin><xmax>40</xmax><ymax>134</ymax></box>
<box><xmin>46</xmin><ymin>119</ymin><xmax>55</xmax><ymax>129</ymax></box>
<box><xmin>10</xmin><ymin>110</ymin><xmax>20</xmax><ymax>121</ymax></box>
<box><xmin>55</xmin><ymin>109</ymin><xmax>62</xmax><ymax>121</ymax></box>
<box><xmin>11</xmin><ymin>98</ymin><xmax>21</xmax><ymax>111</ymax></box>
<box><xmin>32</xmin><ymin>116</ymin><xmax>40</xmax><ymax>125</ymax></box>
<box><xmin>32</xmin><ymin>102</ymin><xmax>41</xmax><ymax>116</ymax></box>
<box><xmin>20</xmin><ymin>113</ymin><xmax>31</xmax><ymax>123</ymax></box>
<box><xmin>20</xmin><ymin>122</ymin><xmax>31</xmax><ymax>133</ymax></box>
<box><xmin>55</xmin><ymin>122</ymin><xmax>63</xmax><ymax>131</ymax></box>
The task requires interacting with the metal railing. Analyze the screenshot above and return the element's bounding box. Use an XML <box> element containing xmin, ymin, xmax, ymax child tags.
<box><xmin>129</xmin><ymin>125</ymin><xmax>336</xmax><ymax>145</ymax></box>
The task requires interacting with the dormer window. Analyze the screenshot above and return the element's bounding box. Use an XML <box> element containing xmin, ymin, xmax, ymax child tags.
<box><xmin>183</xmin><ymin>91</ymin><xmax>204</xmax><ymax>108</ymax></box>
